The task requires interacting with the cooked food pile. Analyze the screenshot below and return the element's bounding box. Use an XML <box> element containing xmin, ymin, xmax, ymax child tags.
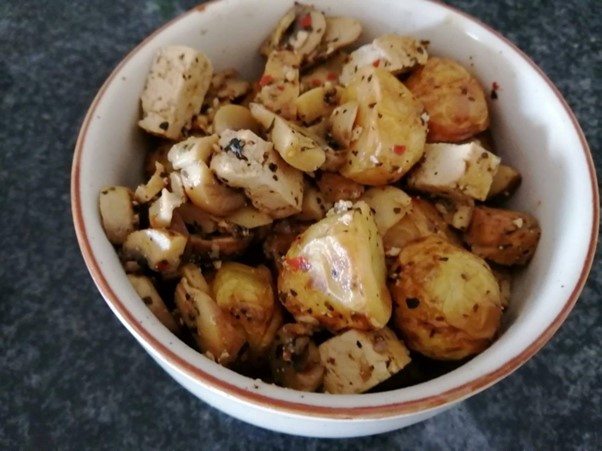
<box><xmin>99</xmin><ymin>3</ymin><xmax>541</xmax><ymax>394</ymax></box>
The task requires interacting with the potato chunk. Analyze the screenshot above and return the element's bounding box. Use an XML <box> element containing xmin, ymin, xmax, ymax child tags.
<box><xmin>319</xmin><ymin>327</ymin><xmax>411</xmax><ymax>394</ymax></box>
<box><xmin>407</xmin><ymin>142</ymin><xmax>501</xmax><ymax>201</ymax></box>
<box><xmin>278</xmin><ymin>201</ymin><xmax>391</xmax><ymax>331</ymax></box>
<box><xmin>340</xmin><ymin>67</ymin><xmax>427</xmax><ymax>185</ymax></box>
<box><xmin>405</xmin><ymin>57</ymin><xmax>489</xmax><ymax>142</ymax></box>
<box><xmin>390</xmin><ymin>236</ymin><xmax>503</xmax><ymax>360</ymax></box>
<box><xmin>359</xmin><ymin>186</ymin><xmax>412</xmax><ymax>236</ymax></box>
<box><xmin>340</xmin><ymin>34</ymin><xmax>428</xmax><ymax>85</ymax></box>
<box><xmin>213</xmin><ymin>262</ymin><xmax>282</xmax><ymax>356</ymax></box>
<box><xmin>211</xmin><ymin>129</ymin><xmax>304</xmax><ymax>218</ymax></box>
<box><xmin>175</xmin><ymin>269</ymin><xmax>245</xmax><ymax>365</ymax></box>
<box><xmin>486</xmin><ymin>164</ymin><xmax>522</xmax><ymax>202</ymax></box>
<box><xmin>138</xmin><ymin>46</ymin><xmax>213</xmax><ymax>140</ymax></box>
<box><xmin>464</xmin><ymin>206</ymin><xmax>541</xmax><ymax>266</ymax></box>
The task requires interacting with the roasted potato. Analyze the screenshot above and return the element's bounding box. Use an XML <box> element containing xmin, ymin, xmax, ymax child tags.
<box><xmin>127</xmin><ymin>274</ymin><xmax>181</xmax><ymax>334</ymax></box>
<box><xmin>340</xmin><ymin>66</ymin><xmax>427</xmax><ymax>185</ymax></box>
<box><xmin>300</xmin><ymin>51</ymin><xmax>348</xmax><ymax>92</ymax></box>
<box><xmin>315</xmin><ymin>172</ymin><xmax>365</xmax><ymax>204</ymax></box>
<box><xmin>213</xmin><ymin>262</ymin><xmax>282</xmax><ymax>356</ymax></box>
<box><xmin>433</xmin><ymin>197</ymin><xmax>475</xmax><ymax>231</ymax></box>
<box><xmin>213</xmin><ymin>104</ymin><xmax>260</xmax><ymax>135</ymax></box>
<box><xmin>486</xmin><ymin>164</ymin><xmax>522</xmax><ymax>202</ymax></box>
<box><xmin>390</xmin><ymin>236</ymin><xmax>503</xmax><ymax>360</ymax></box>
<box><xmin>405</xmin><ymin>57</ymin><xmax>490</xmax><ymax>142</ymax></box>
<box><xmin>464</xmin><ymin>206</ymin><xmax>541</xmax><ymax>266</ymax></box>
<box><xmin>278</xmin><ymin>201</ymin><xmax>392</xmax><ymax>331</ymax></box>
<box><xmin>359</xmin><ymin>186</ymin><xmax>412</xmax><ymax>236</ymax></box>
<box><xmin>256</xmin><ymin>49</ymin><xmax>301</xmax><ymax>120</ymax></box>
<box><xmin>295</xmin><ymin>85</ymin><xmax>342</xmax><ymax>125</ymax></box>
<box><xmin>175</xmin><ymin>267</ymin><xmax>245</xmax><ymax>365</ymax></box>
<box><xmin>382</xmin><ymin>197</ymin><xmax>461</xmax><ymax>253</ymax></box>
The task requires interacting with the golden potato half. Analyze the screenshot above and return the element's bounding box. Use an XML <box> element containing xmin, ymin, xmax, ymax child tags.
<box><xmin>390</xmin><ymin>236</ymin><xmax>502</xmax><ymax>360</ymax></box>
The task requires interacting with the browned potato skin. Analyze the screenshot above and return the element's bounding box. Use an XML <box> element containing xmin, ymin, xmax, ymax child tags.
<box><xmin>383</xmin><ymin>197</ymin><xmax>461</xmax><ymax>252</ymax></box>
<box><xmin>405</xmin><ymin>57</ymin><xmax>490</xmax><ymax>143</ymax></box>
<box><xmin>315</xmin><ymin>172</ymin><xmax>365</xmax><ymax>204</ymax></box>
<box><xmin>464</xmin><ymin>206</ymin><xmax>541</xmax><ymax>266</ymax></box>
<box><xmin>390</xmin><ymin>236</ymin><xmax>503</xmax><ymax>360</ymax></box>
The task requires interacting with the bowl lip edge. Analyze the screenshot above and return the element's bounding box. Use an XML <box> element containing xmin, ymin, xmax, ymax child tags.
<box><xmin>70</xmin><ymin>0</ymin><xmax>600</xmax><ymax>420</ymax></box>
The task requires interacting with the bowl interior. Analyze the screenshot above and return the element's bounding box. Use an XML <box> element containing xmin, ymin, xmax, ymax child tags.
<box><xmin>72</xmin><ymin>0</ymin><xmax>597</xmax><ymax>415</ymax></box>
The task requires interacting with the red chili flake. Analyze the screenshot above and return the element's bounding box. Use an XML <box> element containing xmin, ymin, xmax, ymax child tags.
<box><xmin>326</xmin><ymin>72</ymin><xmax>338</xmax><ymax>81</ymax></box>
<box><xmin>259</xmin><ymin>74</ymin><xmax>274</xmax><ymax>87</ymax></box>
<box><xmin>492</xmin><ymin>81</ymin><xmax>500</xmax><ymax>91</ymax></box>
<box><xmin>285</xmin><ymin>256</ymin><xmax>311</xmax><ymax>272</ymax></box>
<box><xmin>155</xmin><ymin>260</ymin><xmax>171</xmax><ymax>272</ymax></box>
<box><xmin>276</xmin><ymin>84</ymin><xmax>285</xmax><ymax>91</ymax></box>
<box><xmin>299</xmin><ymin>13</ymin><xmax>312</xmax><ymax>29</ymax></box>
<box><xmin>311</xmin><ymin>78</ymin><xmax>322</xmax><ymax>87</ymax></box>
<box><xmin>393</xmin><ymin>144</ymin><xmax>406</xmax><ymax>155</ymax></box>
<box><xmin>372</xmin><ymin>59</ymin><xmax>381</xmax><ymax>68</ymax></box>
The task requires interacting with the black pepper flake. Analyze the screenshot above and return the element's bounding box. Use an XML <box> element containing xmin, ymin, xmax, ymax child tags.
<box><xmin>406</xmin><ymin>298</ymin><xmax>420</xmax><ymax>309</ymax></box>
<box><xmin>142</xmin><ymin>296</ymin><xmax>153</xmax><ymax>306</ymax></box>
<box><xmin>224</xmin><ymin>137</ymin><xmax>248</xmax><ymax>161</ymax></box>
<box><xmin>356</xmin><ymin>340</ymin><xmax>363</xmax><ymax>349</ymax></box>
<box><xmin>159</xmin><ymin>121</ymin><xmax>169</xmax><ymax>131</ymax></box>
<box><xmin>368</xmin><ymin>102</ymin><xmax>376</xmax><ymax>108</ymax></box>
<box><xmin>393</xmin><ymin>207</ymin><xmax>401</xmax><ymax>214</ymax></box>
<box><xmin>490</xmin><ymin>89</ymin><xmax>498</xmax><ymax>100</ymax></box>
<box><xmin>268</xmin><ymin>162</ymin><xmax>278</xmax><ymax>172</ymax></box>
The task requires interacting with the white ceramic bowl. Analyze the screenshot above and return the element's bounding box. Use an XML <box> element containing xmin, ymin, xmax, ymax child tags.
<box><xmin>71</xmin><ymin>0</ymin><xmax>599</xmax><ymax>438</ymax></box>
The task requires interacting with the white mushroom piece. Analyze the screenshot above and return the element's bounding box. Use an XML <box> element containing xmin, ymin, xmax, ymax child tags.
<box><xmin>138</xmin><ymin>46</ymin><xmax>213</xmax><ymax>140</ymax></box>
<box><xmin>167</xmin><ymin>135</ymin><xmax>247</xmax><ymax>217</ymax></box>
<box><xmin>211</xmin><ymin>129</ymin><xmax>304</xmax><ymax>219</ymax></box>
<box><xmin>407</xmin><ymin>141</ymin><xmax>501</xmax><ymax>201</ymax></box>
<box><xmin>122</xmin><ymin>229</ymin><xmax>188</xmax><ymax>272</ymax></box>
<box><xmin>319</xmin><ymin>327</ymin><xmax>411</xmax><ymax>394</ymax></box>
<box><xmin>260</xmin><ymin>4</ymin><xmax>326</xmax><ymax>63</ymax></box>
<box><xmin>127</xmin><ymin>274</ymin><xmax>180</xmax><ymax>334</ymax></box>
<box><xmin>340</xmin><ymin>34</ymin><xmax>428</xmax><ymax>85</ymax></box>
<box><xmin>306</xmin><ymin>16</ymin><xmax>362</xmax><ymax>64</ymax></box>
<box><xmin>99</xmin><ymin>186</ymin><xmax>138</xmax><ymax>245</ymax></box>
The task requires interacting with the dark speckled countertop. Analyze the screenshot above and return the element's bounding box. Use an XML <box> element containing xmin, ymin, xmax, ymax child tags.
<box><xmin>1</xmin><ymin>0</ymin><xmax>600</xmax><ymax>449</ymax></box>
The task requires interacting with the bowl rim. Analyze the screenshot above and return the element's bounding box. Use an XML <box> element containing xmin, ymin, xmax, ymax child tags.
<box><xmin>71</xmin><ymin>0</ymin><xmax>599</xmax><ymax>420</ymax></box>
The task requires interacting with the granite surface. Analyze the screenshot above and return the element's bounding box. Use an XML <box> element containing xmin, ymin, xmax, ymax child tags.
<box><xmin>1</xmin><ymin>0</ymin><xmax>600</xmax><ymax>449</ymax></box>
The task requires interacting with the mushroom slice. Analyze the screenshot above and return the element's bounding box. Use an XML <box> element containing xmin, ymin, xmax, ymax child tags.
<box><xmin>270</xmin><ymin>323</ymin><xmax>325</xmax><ymax>392</ymax></box>
<box><xmin>167</xmin><ymin>135</ymin><xmax>218</xmax><ymax>168</ymax></box>
<box><xmin>225</xmin><ymin>206</ymin><xmax>274</xmax><ymax>229</ymax></box>
<box><xmin>176</xmin><ymin>202</ymin><xmax>218</xmax><ymax>235</ymax></box>
<box><xmin>319</xmin><ymin>327</ymin><xmax>411</xmax><ymax>394</ymax></box>
<box><xmin>328</xmin><ymin>100</ymin><xmax>359</xmax><ymax>149</ymax></box>
<box><xmin>306</xmin><ymin>16</ymin><xmax>362</xmax><ymax>64</ymax></box>
<box><xmin>187</xmin><ymin>234</ymin><xmax>253</xmax><ymax>261</ymax></box>
<box><xmin>148</xmin><ymin>188</ymin><xmax>185</xmax><ymax>229</ymax></box>
<box><xmin>296</xmin><ymin>180</ymin><xmax>330</xmax><ymax>222</ymax></box>
<box><xmin>256</xmin><ymin>50</ymin><xmax>301</xmax><ymax>120</ymax></box>
<box><xmin>135</xmin><ymin>161</ymin><xmax>167</xmax><ymax>203</ymax></box>
<box><xmin>211</xmin><ymin>129</ymin><xmax>304</xmax><ymax>219</ymax></box>
<box><xmin>127</xmin><ymin>274</ymin><xmax>180</xmax><ymax>334</ymax></box>
<box><xmin>295</xmin><ymin>84</ymin><xmax>342</xmax><ymax>125</ymax></box>
<box><xmin>179</xmin><ymin>160</ymin><xmax>247</xmax><ymax>217</ymax></box>
<box><xmin>122</xmin><ymin>229</ymin><xmax>187</xmax><ymax>272</ymax></box>
<box><xmin>270</xmin><ymin>116</ymin><xmax>327</xmax><ymax>172</ymax></box>
<box><xmin>260</xmin><ymin>7</ymin><xmax>297</xmax><ymax>57</ymax></box>
<box><xmin>99</xmin><ymin>186</ymin><xmax>138</xmax><ymax>245</ymax></box>
<box><xmin>213</xmin><ymin>105</ymin><xmax>260</xmax><ymax>135</ymax></box>
<box><xmin>300</xmin><ymin>51</ymin><xmax>348</xmax><ymax>92</ymax></box>
<box><xmin>261</xmin><ymin>4</ymin><xmax>326</xmax><ymax>62</ymax></box>
<box><xmin>340</xmin><ymin>34</ymin><xmax>428</xmax><ymax>85</ymax></box>
<box><xmin>175</xmin><ymin>269</ymin><xmax>245</xmax><ymax>365</ymax></box>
